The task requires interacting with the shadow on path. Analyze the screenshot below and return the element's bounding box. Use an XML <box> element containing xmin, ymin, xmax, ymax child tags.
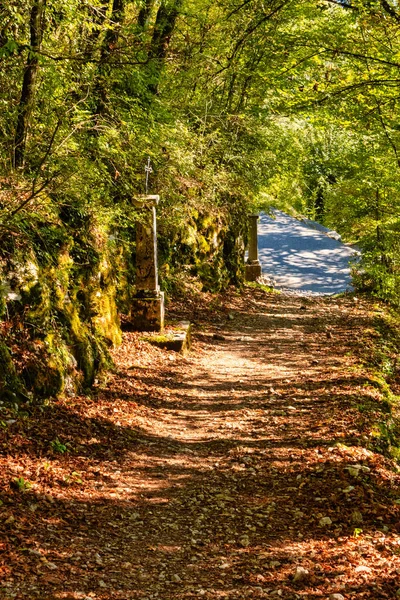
<box><xmin>258</xmin><ymin>210</ymin><xmax>360</xmax><ymax>294</ymax></box>
<box><xmin>0</xmin><ymin>290</ymin><xmax>399</xmax><ymax>600</ymax></box>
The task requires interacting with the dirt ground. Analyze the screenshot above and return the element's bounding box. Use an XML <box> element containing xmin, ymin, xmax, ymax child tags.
<box><xmin>1</xmin><ymin>288</ymin><xmax>400</xmax><ymax>599</ymax></box>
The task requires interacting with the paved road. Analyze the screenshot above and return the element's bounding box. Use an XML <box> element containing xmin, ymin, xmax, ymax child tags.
<box><xmin>257</xmin><ymin>210</ymin><xmax>360</xmax><ymax>295</ymax></box>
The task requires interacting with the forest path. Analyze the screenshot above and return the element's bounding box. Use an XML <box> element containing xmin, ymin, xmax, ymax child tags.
<box><xmin>257</xmin><ymin>211</ymin><xmax>359</xmax><ymax>294</ymax></box>
<box><xmin>1</xmin><ymin>290</ymin><xmax>400</xmax><ymax>600</ymax></box>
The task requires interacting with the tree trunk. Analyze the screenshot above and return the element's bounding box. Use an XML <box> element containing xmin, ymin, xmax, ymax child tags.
<box><xmin>137</xmin><ymin>0</ymin><xmax>155</xmax><ymax>29</ymax></box>
<box><xmin>94</xmin><ymin>0</ymin><xmax>125</xmax><ymax>118</ymax></box>
<box><xmin>315</xmin><ymin>186</ymin><xmax>324</xmax><ymax>221</ymax></box>
<box><xmin>147</xmin><ymin>0</ymin><xmax>182</xmax><ymax>95</ymax></box>
<box><xmin>82</xmin><ymin>2</ymin><xmax>109</xmax><ymax>58</ymax></box>
<box><xmin>13</xmin><ymin>0</ymin><xmax>46</xmax><ymax>169</ymax></box>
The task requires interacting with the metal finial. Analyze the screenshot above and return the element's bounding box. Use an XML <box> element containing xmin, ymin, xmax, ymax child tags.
<box><xmin>145</xmin><ymin>156</ymin><xmax>153</xmax><ymax>195</ymax></box>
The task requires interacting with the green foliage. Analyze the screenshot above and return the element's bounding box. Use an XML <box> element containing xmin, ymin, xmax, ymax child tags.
<box><xmin>245</xmin><ymin>281</ymin><xmax>277</xmax><ymax>294</ymax></box>
<box><xmin>356</xmin><ymin>304</ymin><xmax>400</xmax><ymax>458</ymax></box>
<box><xmin>49</xmin><ymin>437</ymin><xmax>68</xmax><ymax>453</ymax></box>
<box><xmin>64</xmin><ymin>471</ymin><xmax>83</xmax><ymax>485</ymax></box>
<box><xmin>3</xmin><ymin>0</ymin><xmax>400</xmax><ymax>399</ymax></box>
<box><xmin>12</xmin><ymin>477</ymin><xmax>32</xmax><ymax>492</ymax></box>
<box><xmin>0</xmin><ymin>342</ymin><xmax>26</xmax><ymax>402</ymax></box>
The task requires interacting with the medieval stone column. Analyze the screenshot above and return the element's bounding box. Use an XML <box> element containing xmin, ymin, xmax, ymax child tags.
<box><xmin>130</xmin><ymin>195</ymin><xmax>165</xmax><ymax>331</ymax></box>
<box><xmin>245</xmin><ymin>214</ymin><xmax>262</xmax><ymax>281</ymax></box>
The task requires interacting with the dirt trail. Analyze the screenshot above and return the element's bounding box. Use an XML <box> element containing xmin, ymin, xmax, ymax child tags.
<box><xmin>1</xmin><ymin>290</ymin><xmax>400</xmax><ymax>600</ymax></box>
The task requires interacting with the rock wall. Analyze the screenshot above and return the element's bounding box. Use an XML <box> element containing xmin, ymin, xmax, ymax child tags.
<box><xmin>158</xmin><ymin>197</ymin><xmax>247</xmax><ymax>293</ymax></box>
<box><xmin>0</xmin><ymin>204</ymin><xmax>124</xmax><ymax>403</ymax></box>
<box><xmin>0</xmin><ymin>195</ymin><xmax>247</xmax><ymax>403</ymax></box>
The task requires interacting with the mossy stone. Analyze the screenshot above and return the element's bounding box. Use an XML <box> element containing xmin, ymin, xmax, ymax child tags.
<box><xmin>0</xmin><ymin>342</ymin><xmax>26</xmax><ymax>402</ymax></box>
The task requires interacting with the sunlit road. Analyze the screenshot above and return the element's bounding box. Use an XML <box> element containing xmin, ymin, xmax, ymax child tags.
<box><xmin>258</xmin><ymin>210</ymin><xmax>360</xmax><ymax>294</ymax></box>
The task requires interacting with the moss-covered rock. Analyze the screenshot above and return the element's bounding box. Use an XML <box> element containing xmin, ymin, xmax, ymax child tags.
<box><xmin>0</xmin><ymin>168</ymin><xmax>249</xmax><ymax>403</ymax></box>
<box><xmin>0</xmin><ymin>341</ymin><xmax>26</xmax><ymax>402</ymax></box>
<box><xmin>0</xmin><ymin>201</ymin><xmax>125</xmax><ymax>403</ymax></box>
<box><xmin>21</xmin><ymin>341</ymin><xmax>64</xmax><ymax>399</ymax></box>
<box><xmin>158</xmin><ymin>196</ymin><xmax>247</xmax><ymax>293</ymax></box>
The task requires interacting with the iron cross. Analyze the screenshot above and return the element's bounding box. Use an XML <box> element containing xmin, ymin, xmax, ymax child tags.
<box><xmin>145</xmin><ymin>156</ymin><xmax>153</xmax><ymax>195</ymax></box>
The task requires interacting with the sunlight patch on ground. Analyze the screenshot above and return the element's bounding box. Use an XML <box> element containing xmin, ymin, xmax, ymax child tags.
<box><xmin>258</xmin><ymin>210</ymin><xmax>359</xmax><ymax>294</ymax></box>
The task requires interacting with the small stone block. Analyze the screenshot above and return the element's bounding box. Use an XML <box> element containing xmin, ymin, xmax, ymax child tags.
<box><xmin>143</xmin><ymin>321</ymin><xmax>192</xmax><ymax>355</ymax></box>
<box><xmin>172</xmin><ymin>321</ymin><xmax>191</xmax><ymax>355</ymax></box>
<box><xmin>245</xmin><ymin>261</ymin><xmax>262</xmax><ymax>282</ymax></box>
<box><xmin>130</xmin><ymin>292</ymin><xmax>165</xmax><ymax>332</ymax></box>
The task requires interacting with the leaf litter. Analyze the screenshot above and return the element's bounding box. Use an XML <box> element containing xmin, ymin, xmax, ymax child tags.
<box><xmin>0</xmin><ymin>288</ymin><xmax>400</xmax><ymax>599</ymax></box>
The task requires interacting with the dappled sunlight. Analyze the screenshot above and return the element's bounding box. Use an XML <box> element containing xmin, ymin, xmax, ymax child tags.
<box><xmin>1</xmin><ymin>290</ymin><xmax>399</xmax><ymax>599</ymax></box>
<box><xmin>258</xmin><ymin>210</ymin><xmax>359</xmax><ymax>294</ymax></box>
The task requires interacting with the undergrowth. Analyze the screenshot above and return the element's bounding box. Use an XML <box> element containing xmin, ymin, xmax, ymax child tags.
<box><xmin>357</xmin><ymin>301</ymin><xmax>400</xmax><ymax>461</ymax></box>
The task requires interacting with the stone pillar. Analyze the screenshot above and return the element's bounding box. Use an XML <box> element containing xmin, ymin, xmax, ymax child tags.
<box><xmin>130</xmin><ymin>195</ymin><xmax>165</xmax><ymax>331</ymax></box>
<box><xmin>245</xmin><ymin>214</ymin><xmax>262</xmax><ymax>281</ymax></box>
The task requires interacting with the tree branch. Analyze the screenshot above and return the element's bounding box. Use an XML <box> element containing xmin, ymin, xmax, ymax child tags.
<box><xmin>36</xmin><ymin>49</ymin><xmax>149</xmax><ymax>66</ymax></box>
<box><xmin>6</xmin><ymin>176</ymin><xmax>56</xmax><ymax>220</ymax></box>
<box><xmin>380</xmin><ymin>0</ymin><xmax>400</xmax><ymax>22</ymax></box>
<box><xmin>215</xmin><ymin>1</ymin><xmax>290</xmax><ymax>76</ymax></box>
<box><xmin>30</xmin><ymin>118</ymin><xmax>61</xmax><ymax>196</ymax></box>
<box><xmin>294</xmin><ymin>78</ymin><xmax>400</xmax><ymax>110</ymax></box>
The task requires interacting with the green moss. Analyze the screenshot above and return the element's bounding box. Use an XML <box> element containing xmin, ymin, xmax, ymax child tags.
<box><xmin>24</xmin><ymin>281</ymin><xmax>52</xmax><ymax>328</ymax></box>
<box><xmin>21</xmin><ymin>334</ymin><xmax>69</xmax><ymax>399</ymax></box>
<box><xmin>201</xmin><ymin>215</ymin><xmax>214</xmax><ymax>230</ymax></box>
<box><xmin>197</xmin><ymin>235</ymin><xmax>210</xmax><ymax>255</ymax></box>
<box><xmin>182</xmin><ymin>224</ymin><xmax>197</xmax><ymax>247</ymax></box>
<box><xmin>93</xmin><ymin>288</ymin><xmax>122</xmax><ymax>346</ymax></box>
<box><xmin>0</xmin><ymin>342</ymin><xmax>26</xmax><ymax>402</ymax></box>
<box><xmin>245</xmin><ymin>281</ymin><xmax>278</xmax><ymax>294</ymax></box>
<box><xmin>140</xmin><ymin>334</ymin><xmax>172</xmax><ymax>344</ymax></box>
<box><xmin>92</xmin><ymin>257</ymin><xmax>122</xmax><ymax>346</ymax></box>
<box><xmin>0</xmin><ymin>209</ymin><xmax>123</xmax><ymax>401</ymax></box>
<box><xmin>356</xmin><ymin>304</ymin><xmax>400</xmax><ymax>459</ymax></box>
<box><xmin>165</xmin><ymin>201</ymin><xmax>248</xmax><ymax>291</ymax></box>
<box><xmin>22</xmin><ymin>359</ymin><xmax>63</xmax><ymax>399</ymax></box>
<box><xmin>59</xmin><ymin>302</ymin><xmax>104</xmax><ymax>388</ymax></box>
